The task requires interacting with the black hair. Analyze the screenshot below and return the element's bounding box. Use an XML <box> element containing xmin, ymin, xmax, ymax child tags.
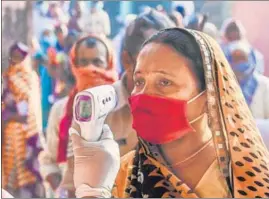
<box><xmin>225</xmin><ymin>21</ymin><xmax>241</xmax><ymax>36</ymax></box>
<box><xmin>9</xmin><ymin>42</ymin><xmax>29</xmax><ymax>61</ymax></box>
<box><xmin>175</xmin><ymin>5</ymin><xmax>186</xmax><ymax>18</ymax></box>
<box><xmin>74</xmin><ymin>36</ymin><xmax>109</xmax><ymax>67</ymax></box>
<box><xmin>75</xmin><ymin>37</ymin><xmax>108</xmax><ymax>58</ymax></box>
<box><xmin>123</xmin><ymin>8</ymin><xmax>176</xmax><ymax>58</ymax></box>
<box><xmin>143</xmin><ymin>28</ymin><xmax>206</xmax><ymax>91</ymax></box>
<box><xmin>55</xmin><ymin>25</ymin><xmax>64</xmax><ymax>34</ymax></box>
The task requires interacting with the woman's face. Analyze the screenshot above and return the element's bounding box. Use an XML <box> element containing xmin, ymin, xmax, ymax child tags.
<box><xmin>75</xmin><ymin>41</ymin><xmax>108</xmax><ymax>69</ymax></box>
<box><xmin>132</xmin><ymin>42</ymin><xmax>206</xmax><ymax>120</ymax></box>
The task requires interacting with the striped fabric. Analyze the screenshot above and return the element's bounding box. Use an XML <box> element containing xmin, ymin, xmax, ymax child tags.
<box><xmin>2</xmin><ymin>59</ymin><xmax>45</xmax><ymax>197</ymax></box>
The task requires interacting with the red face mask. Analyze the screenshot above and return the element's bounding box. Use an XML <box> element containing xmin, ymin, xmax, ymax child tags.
<box><xmin>128</xmin><ymin>92</ymin><xmax>205</xmax><ymax>144</ymax></box>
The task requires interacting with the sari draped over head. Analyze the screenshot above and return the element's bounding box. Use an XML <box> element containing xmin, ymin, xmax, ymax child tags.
<box><xmin>112</xmin><ymin>28</ymin><xmax>269</xmax><ymax>198</ymax></box>
<box><xmin>2</xmin><ymin>56</ymin><xmax>44</xmax><ymax>197</ymax></box>
<box><xmin>57</xmin><ymin>34</ymin><xmax>118</xmax><ymax>163</ymax></box>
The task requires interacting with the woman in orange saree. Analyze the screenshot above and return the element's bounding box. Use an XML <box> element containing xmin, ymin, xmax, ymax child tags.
<box><xmin>112</xmin><ymin>28</ymin><xmax>269</xmax><ymax>198</ymax></box>
<box><xmin>2</xmin><ymin>43</ymin><xmax>45</xmax><ymax>197</ymax></box>
<box><xmin>71</xmin><ymin>28</ymin><xmax>269</xmax><ymax>198</ymax></box>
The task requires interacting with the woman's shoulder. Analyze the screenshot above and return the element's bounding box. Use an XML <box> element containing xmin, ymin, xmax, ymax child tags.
<box><xmin>113</xmin><ymin>150</ymin><xmax>136</xmax><ymax>198</ymax></box>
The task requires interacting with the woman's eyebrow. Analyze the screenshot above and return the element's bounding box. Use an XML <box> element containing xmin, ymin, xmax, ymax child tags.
<box><xmin>153</xmin><ymin>70</ymin><xmax>177</xmax><ymax>78</ymax></box>
<box><xmin>134</xmin><ymin>70</ymin><xmax>177</xmax><ymax>78</ymax></box>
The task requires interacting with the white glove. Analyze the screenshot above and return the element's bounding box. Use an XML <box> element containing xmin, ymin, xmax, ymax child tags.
<box><xmin>69</xmin><ymin>123</ymin><xmax>120</xmax><ymax>198</ymax></box>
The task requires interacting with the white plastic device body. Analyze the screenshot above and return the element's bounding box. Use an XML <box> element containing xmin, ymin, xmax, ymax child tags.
<box><xmin>73</xmin><ymin>85</ymin><xmax>117</xmax><ymax>141</ymax></box>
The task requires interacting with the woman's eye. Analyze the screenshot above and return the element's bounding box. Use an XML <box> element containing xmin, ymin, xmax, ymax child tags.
<box><xmin>134</xmin><ymin>78</ymin><xmax>145</xmax><ymax>87</ymax></box>
<box><xmin>159</xmin><ymin>79</ymin><xmax>172</xmax><ymax>87</ymax></box>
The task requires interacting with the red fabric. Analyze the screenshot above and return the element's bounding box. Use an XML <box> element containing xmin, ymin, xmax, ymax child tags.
<box><xmin>57</xmin><ymin>88</ymin><xmax>77</xmax><ymax>163</ymax></box>
<box><xmin>57</xmin><ymin>34</ymin><xmax>118</xmax><ymax>163</ymax></box>
<box><xmin>129</xmin><ymin>94</ymin><xmax>193</xmax><ymax>144</ymax></box>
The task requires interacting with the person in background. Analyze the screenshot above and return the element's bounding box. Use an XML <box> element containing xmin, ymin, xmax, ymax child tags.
<box><xmin>39</xmin><ymin>25</ymin><xmax>56</xmax><ymax>54</ymax></box>
<box><xmin>41</xmin><ymin>29</ymin><xmax>78</xmax><ymax>131</ymax></box>
<box><xmin>46</xmin><ymin>24</ymin><xmax>68</xmax><ymax>73</ymax></box>
<box><xmin>38</xmin><ymin>62</ymin><xmax>76</xmax><ymax>198</ymax></box>
<box><xmin>46</xmin><ymin>2</ymin><xmax>69</xmax><ymax>25</ymax></box>
<box><xmin>71</xmin><ymin>28</ymin><xmax>269</xmax><ymax>199</ymax></box>
<box><xmin>46</xmin><ymin>24</ymin><xmax>73</xmax><ymax>102</ymax></box>
<box><xmin>113</xmin><ymin>14</ymin><xmax>137</xmax><ymax>77</ymax></box>
<box><xmin>112</xmin><ymin>9</ymin><xmax>176</xmax><ymax>155</ymax></box>
<box><xmin>64</xmin><ymin>30</ymin><xmax>80</xmax><ymax>54</ymax></box>
<box><xmin>31</xmin><ymin>37</ymin><xmax>48</xmax><ymax>77</ymax></box>
<box><xmin>46</xmin><ymin>2</ymin><xmax>58</xmax><ymax>19</ymax></box>
<box><xmin>67</xmin><ymin>1</ymin><xmax>82</xmax><ymax>33</ymax></box>
<box><xmin>2</xmin><ymin>42</ymin><xmax>45</xmax><ymax>198</ymax></box>
<box><xmin>168</xmin><ymin>11</ymin><xmax>184</xmax><ymax>28</ymax></box>
<box><xmin>175</xmin><ymin>4</ymin><xmax>186</xmax><ymax>18</ymax></box>
<box><xmin>221</xmin><ymin>18</ymin><xmax>265</xmax><ymax>75</ymax></box>
<box><xmin>39</xmin><ymin>52</ymin><xmax>56</xmax><ymax>134</ymax></box>
<box><xmin>68</xmin><ymin>10</ymin><xmax>82</xmax><ymax>33</ymax></box>
<box><xmin>203</xmin><ymin>22</ymin><xmax>219</xmax><ymax>41</ymax></box>
<box><xmin>78</xmin><ymin>1</ymin><xmax>111</xmax><ymax>36</ymax></box>
<box><xmin>31</xmin><ymin>36</ymin><xmax>42</xmax><ymax>56</ymax></box>
<box><xmin>172</xmin><ymin>1</ymin><xmax>195</xmax><ymax>26</ymax></box>
<box><xmin>186</xmin><ymin>13</ymin><xmax>208</xmax><ymax>32</ymax></box>
<box><xmin>227</xmin><ymin>41</ymin><xmax>269</xmax><ymax>148</ymax></box>
<box><xmin>40</xmin><ymin>34</ymin><xmax>118</xmax><ymax>197</ymax></box>
<box><xmin>33</xmin><ymin>51</ymin><xmax>48</xmax><ymax>76</ymax></box>
<box><xmin>54</xmin><ymin>24</ymin><xmax>68</xmax><ymax>52</ymax></box>
<box><xmin>156</xmin><ymin>4</ymin><xmax>166</xmax><ymax>14</ymax></box>
<box><xmin>33</xmin><ymin>1</ymin><xmax>58</xmax><ymax>39</ymax></box>
<box><xmin>35</xmin><ymin>26</ymin><xmax>57</xmax><ymax>134</ymax></box>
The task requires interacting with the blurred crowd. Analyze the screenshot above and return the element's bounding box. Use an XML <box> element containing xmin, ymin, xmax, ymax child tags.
<box><xmin>2</xmin><ymin>1</ymin><xmax>269</xmax><ymax>198</ymax></box>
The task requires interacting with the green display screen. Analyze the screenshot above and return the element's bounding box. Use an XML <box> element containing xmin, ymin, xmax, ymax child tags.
<box><xmin>79</xmin><ymin>100</ymin><xmax>92</xmax><ymax>119</ymax></box>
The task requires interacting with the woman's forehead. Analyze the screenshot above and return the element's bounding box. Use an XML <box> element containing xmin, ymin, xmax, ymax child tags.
<box><xmin>136</xmin><ymin>42</ymin><xmax>193</xmax><ymax>73</ymax></box>
<box><xmin>138</xmin><ymin>43</ymin><xmax>177</xmax><ymax>59</ymax></box>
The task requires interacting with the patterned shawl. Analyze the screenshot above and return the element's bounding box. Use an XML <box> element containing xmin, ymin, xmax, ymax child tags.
<box><xmin>112</xmin><ymin>28</ymin><xmax>269</xmax><ymax>198</ymax></box>
<box><xmin>2</xmin><ymin>57</ymin><xmax>44</xmax><ymax>197</ymax></box>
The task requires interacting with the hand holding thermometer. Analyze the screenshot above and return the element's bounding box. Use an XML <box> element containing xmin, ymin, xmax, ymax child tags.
<box><xmin>73</xmin><ymin>85</ymin><xmax>118</xmax><ymax>141</ymax></box>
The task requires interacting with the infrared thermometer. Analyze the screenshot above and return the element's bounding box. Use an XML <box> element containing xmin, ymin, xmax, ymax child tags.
<box><xmin>73</xmin><ymin>85</ymin><xmax>118</xmax><ymax>141</ymax></box>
